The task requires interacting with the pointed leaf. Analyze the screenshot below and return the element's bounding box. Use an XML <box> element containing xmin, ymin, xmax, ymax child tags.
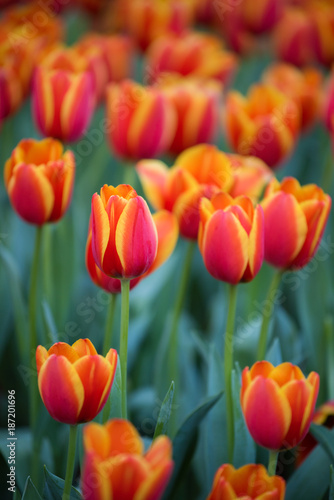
<box><xmin>42</xmin><ymin>300</ymin><xmax>58</xmax><ymax>344</ymax></box>
<box><xmin>310</xmin><ymin>423</ymin><xmax>334</xmax><ymax>462</ymax></box>
<box><xmin>154</xmin><ymin>381</ymin><xmax>175</xmax><ymax>439</ymax></box>
<box><xmin>22</xmin><ymin>477</ymin><xmax>42</xmax><ymax>500</ymax></box>
<box><xmin>43</xmin><ymin>466</ymin><xmax>81</xmax><ymax>500</ymax></box>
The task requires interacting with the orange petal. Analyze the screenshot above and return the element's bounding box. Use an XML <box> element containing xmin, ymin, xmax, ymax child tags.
<box><xmin>91</xmin><ymin>193</ymin><xmax>110</xmax><ymax>271</ymax></box>
<box><xmin>81</xmin><ymin>450</ymin><xmax>111</xmax><ymax>500</ymax></box>
<box><xmin>47</xmin><ymin>342</ymin><xmax>80</xmax><ymax>363</ymax></box>
<box><xmin>244</xmin><ymin>205</ymin><xmax>264</xmax><ymax>281</ymax></box>
<box><xmin>105</xmin><ymin>419</ymin><xmax>144</xmax><ymax>456</ymax></box>
<box><xmin>145</xmin><ymin>436</ymin><xmax>172</xmax><ymax>469</ymax></box>
<box><xmin>269</xmin><ymin>362</ymin><xmax>305</xmax><ymax>386</ymax></box>
<box><xmin>36</xmin><ymin>345</ymin><xmax>48</xmax><ymax>376</ymax></box>
<box><xmin>146</xmin><ymin>211</ymin><xmax>179</xmax><ymax>276</ymax></box>
<box><xmin>83</xmin><ymin>422</ymin><xmax>111</xmax><ymax>459</ymax></box>
<box><xmin>106</xmin><ymin>455</ymin><xmax>149</xmax><ymax>500</ymax></box>
<box><xmin>72</xmin><ymin>338</ymin><xmax>98</xmax><ymax>357</ymax></box>
<box><xmin>135</xmin><ymin>460</ymin><xmax>174</xmax><ymax>500</ymax></box>
<box><xmin>136</xmin><ymin>160</ymin><xmax>169</xmax><ymax>210</ymax></box>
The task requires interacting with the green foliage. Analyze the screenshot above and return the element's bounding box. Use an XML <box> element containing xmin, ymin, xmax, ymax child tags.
<box><xmin>42</xmin><ymin>467</ymin><xmax>81</xmax><ymax>500</ymax></box>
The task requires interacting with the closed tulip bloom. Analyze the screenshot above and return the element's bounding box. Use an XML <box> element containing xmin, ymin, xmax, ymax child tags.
<box><xmin>241</xmin><ymin>361</ymin><xmax>320</xmax><ymax>450</ymax></box>
<box><xmin>239</xmin><ymin>0</ymin><xmax>284</xmax><ymax>34</ymax></box>
<box><xmin>36</xmin><ymin>339</ymin><xmax>117</xmax><ymax>425</ymax></box>
<box><xmin>322</xmin><ymin>68</ymin><xmax>334</xmax><ymax>133</ymax></box>
<box><xmin>207</xmin><ymin>463</ymin><xmax>285</xmax><ymax>500</ymax></box>
<box><xmin>137</xmin><ymin>144</ymin><xmax>234</xmax><ymax>239</ymax></box>
<box><xmin>86</xmin><ymin>210</ymin><xmax>178</xmax><ymax>293</ymax></box>
<box><xmin>198</xmin><ymin>192</ymin><xmax>264</xmax><ymax>284</ymax></box>
<box><xmin>91</xmin><ymin>184</ymin><xmax>158</xmax><ymax>279</ymax></box>
<box><xmin>106</xmin><ymin>80</ymin><xmax>177</xmax><ymax>160</ymax></box>
<box><xmin>311</xmin><ymin>0</ymin><xmax>334</xmax><ymax>66</ymax></box>
<box><xmin>225</xmin><ymin>84</ymin><xmax>300</xmax><ymax>168</ymax></box>
<box><xmin>263</xmin><ymin>63</ymin><xmax>323</xmax><ymax>130</ymax></box>
<box><xmin>4</xmin><ymin>138</ymin><xmax>75</xmax><ymax>225</ymax></box>
<box><xmin>261</xmin><ymin>177</ymin><xmax>331</xmax><ymax>269</ymax></box>
<box><xmin>82</xmin><ymin>419</ymin><xmax>174</xmax><ymax>500</ymax></box>
<box><xmin>228</xmin><ymin>154</ymin><xmax>274</xmax><ymax>202</ymax></box>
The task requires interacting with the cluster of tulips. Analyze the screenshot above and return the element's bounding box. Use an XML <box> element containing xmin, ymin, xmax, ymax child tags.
<box><xmin>2</xmin><ymin>1</ymin><xmax>334</xmax><ymax>500</ymax></box>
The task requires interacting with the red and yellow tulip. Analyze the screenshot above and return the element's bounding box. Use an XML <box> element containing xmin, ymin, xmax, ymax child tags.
<box><xmin>261</xmin><ymin>177</ymin><xmax>331</xmax><ymax>269</ymax></box>
<box><xmin>322</xmin><ymin>67</ymin><xmax>334</xmax><ymax>133</ymax></box>
<box><xmin>4</xmin><ymin>138</ymin><xmax>75</xmax><ymax>225</ymax></box>
<box><xmin>207</xmin><ymin>463</ymin><xmax>285</xmax><ymax>500</ymax></box>
<box><xmin>198</xmin><ymin>192</ymin><xmax>264</xmax><ymax>284</ymax></box>
<box><xmin>106</xmin><ymin>80</ymin><xmax>177</xmax><ymax>160</ymax></box>
<box><xmin>224</xmin><ymin>84</ymin><xmax>300</xmax><ymax>168</ymax></box>
<box><xmin>81</xmin><ymin>419</ymin><xmax>174</xmax><ymax>500</ymax></box>
<box><xmin>86</xmin><ymin>210</ymin><xmax>178</xmax><ymax>293</ymax></box>
<box><xmin>91</xmin><ymin>184</ymin><xmax>158</xmax><ymax>280</ymax></box>
<box><xmin>137</xmin><ymin>144</ymin><xmax>234</xmax><ymax>239</ymax></box>
<box><xmin>241</xmin><ymin>361</ymin><xmax>320</xmax><ymax>450</ymax></box>
<box><xmin>36</xmin><ymin>339</ymin><xmax>117</xmax><ymax>425</ymax></box>
<box><xmin>228</xmin><ymin>154</ymin><xmax>274</xmax><ymax>202</ymax></box>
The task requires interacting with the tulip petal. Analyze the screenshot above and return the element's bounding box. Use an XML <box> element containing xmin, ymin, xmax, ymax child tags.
<box><xmin>242</xmin><ymin>376</ymin><xmax>292</xmax><ymax>450</ymax></box>
<box><xmin>106</xmin><ymin>455</ymin><xmax>150</xmax><ymax>500</ymax></box>
<box><xmin>83</xmin><ymin>422</ymin><xmax>111</xmax><ymax>460</ymax></box>
<box><xmin>48</xmin><ymin>342</ymin><xmax>81</xmax><ymax>363</ymax></box>
<box><xmin>135</xmin><ymin>461</ymin><xmax>174</xmax><ymax>500</ymax></box>
<box><xmin>38</xmin><ymin>355</ymin><xmax>84</xmax><ymax>424</ymax></box>
<box><xmin>91</xmin><ymin>193</ymin><xmax>110</xmax><ymax>270</ymax></box>
<box><xmin>36</xmin><ymin>345</ymin><xmax>48</xmax><ymax>375</ymax></box>
<box><xmin>244</xmin><ymin>205</ymin><xmax>264</xmax><ymax>281</ymax></box>
<box><xmin>269</xmin><ymin>362</ymin><xmax>305</xmax><ymax>386</ymax></box>
<box><xmin>136</xmin><ymin>160</ymin><xmax>169</xmax><ymax>210</ymax></box>
<box><xmin>73</xmin><ymin>338</ymin><xmax>98</xmax><ymax>357</ymax></box>
<box><xmin>81</xmin><ymin>451</ymin><xmax>111</xmax><ymax>500</ymax></box>
<box><xmin>105</xmin><ymin>419</ymin><xmax>144</xmax><ymax>456</ymax></box>
<box><xmin>145</xmin><ymin>211</ymin><xmax>179</xmax><ymax>276</ymax></box>
<box><xmin>145</xmin><ymin>436</ymin><xmax>173</xmax><ymax>469</ymax></box>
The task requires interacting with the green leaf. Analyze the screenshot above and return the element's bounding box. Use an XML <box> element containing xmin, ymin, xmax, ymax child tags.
<box><xmin>266</xmin><ymin>337</ymin><xmax>282</xmax><ymax>366</ymax></box>
<box><xmin>14</xmin><ymin>487</ymin><xmax>22</xmax><ymax>500</ymax></box>
<box><xmin>107</xmin><ymin>355</ymin><xmax>122</xmax><ymax>420</ymax></box>
<box><xmin>330</xmin><ymin>465</ymin><xmax>334</xmax><ymax>500</ymax></box>
<box><xmin>310</xmin><ymin>423</ymin><xmax>334</xmax><ymax>462</ymax></box>
<box><xmin>232</xmin><ymin>366</ymin><xmax>256</xmax><ymax>467</ymax></box>
<box><xmin>42</xmin><ymin>300</ymin><xmax>58</xmax><ymax>345</ymax></box>
<box><xmin>43</xmin><ymin>466</ymin><xmax>81</xmax><ymax>500</ymax></box>
<box><xmin>22</xmin><ymin>477</ymin><xmax>42</xmax><ymax>500</ymax></box>
<box><xmin>163</xmin><ymin>392</ymin><xmax>222</xmax><ymax>499</ymax></box>
<box><xmin>153</xmin><ymin>381</ymin><xmax>175</xmax><ymax>439</ymax></box>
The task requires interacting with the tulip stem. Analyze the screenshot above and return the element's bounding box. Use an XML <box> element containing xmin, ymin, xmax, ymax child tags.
<box><xmin>120</xmin><ymin>279</ymin><xmax>130</xmax><ymax>419</ymax></box>
<box><xmin>102</xmin><ymin>294</ymin><xmax>117</xmax><ymax>356</ymax></box>
<box><xmin>268</xmin><ymin>450</ymin><xmax>278</xmax><ymax>476</ymax></box>
<box><xmin>256</xmin><ymin>270</ymin><xmax>283</xmax><ymax>361</ymax></box>
<box><xmin>62</xmin><ymin>424</ymin><xmax>78</xmax><ymax>500</ymax></box>
<box><xmin>224</xmin><ymin>283</ymin><xmax>238</xmax><ymax>464</ymax></box>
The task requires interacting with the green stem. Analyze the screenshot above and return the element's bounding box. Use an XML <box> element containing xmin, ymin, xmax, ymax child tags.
<box><xmin>324</xmin><ymin>314</ymin><xmax>334</xmax><ymax>400</ymax></box>
<box><xmin>119</xmin><ymin>279</ymin><xmax>130</xmax><ymax>419</ymax></box>
<box><xmin>268</xmin><ymin>450</ymin><xmax>278</xmax><ymax>476</ymax></box>
<box><xmin>62</xmin><ymin>425</ymin><xmax>78</xmax><ymax>500</ymax></box>
<box><xmin>224</xmin><ymin>284</ymin><xmax>238</xmax><ymax>464</ymax></box>
<box><xmin>256</xmin><ymin>270</ymin><xmax>282</xmax><ymax>361</ymax></box>
<box><xmin>29</xmin><ymin>226</ymin><xmax>43</xmax><ymax>483</ymax></box>
<box><xmin>43</xmin><ymin>224</ymin><xmax>53</xmax><ymax>309</ymax></box>
<box><xmin>102</xmin><ymin>294</ymin><xmax>117</xmax><ymax>356</ymax></box>
<box><xmin>168</xmin><ymin>241</ymin><xmax>196</xmax><ymax>390</ymax></box>
<box><xmin>123</xmin><ymin>163</ymin><xmax>137</xmax><ymax>188</ymax></box>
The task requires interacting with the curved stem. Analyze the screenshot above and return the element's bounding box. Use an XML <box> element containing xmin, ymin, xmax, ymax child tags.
<box><xmin>62</xmin><ymin>425</ymin><xmax>78</xmax><ymax>500</ymax></box>
<box><xmin>268</xmin><ymin>450</ymin><xmax>278</xmax><ymax>476</ymax></box>
<box><xmin>119</xmin><ymin>279</ymin><xmax>130</xmax><ymax>419</ymax></box>
<box><xmin>102</xmin><ymin>294</ymin><xmax>117</xmax><ymax>356</ymax></box>
<box><xmin>256</xmin><ymin>270</ymin><xmax>282</xmax><ymax>361</ymax></box>
<box><xmin>224</xmin><ymin>284</ymin><xmax>238</xmax><ymax>464</ymax></box>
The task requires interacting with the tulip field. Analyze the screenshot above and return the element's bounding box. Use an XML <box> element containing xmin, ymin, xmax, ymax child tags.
<box><xmin>2</xmin><ymin>1</ymin><xmax>334</xmax><ymax>499</ymax></box>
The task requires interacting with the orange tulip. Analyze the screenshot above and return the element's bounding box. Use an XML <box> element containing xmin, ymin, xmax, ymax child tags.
<box><xmin>239</xmin><ymin>0</ymin><xmax>284</xmax><ymax>34</ymax></box>
<box><xmin>323</xmin><ymin>67</ymin><xmax>334</xmax><ymax>133</ymax></box>
<box><xmin>86</xmin><ymin>210</ymin><xmax>178</xmax><ymax>293</ymax></box>
<box><xmin>82</xmin><ymin>419</ymin><xmax>173</xmax><ymax>500</ymax></box>
<box><xmin>261</xmin><ymin>177</ymin><xmax>331</xmax><ymax>269</ymax></box>
<box><xmin>198</xmin><ymin>192</ymin><xmax>264</xmax><ymax>284</ymax></box>
<box><xmin>311</xmin><ymin>0</ymin><xmax>334</xmax><ymax>66</ymax></box>
<box><xmin>263</xmin><ymin>63</ymin><xmax>323</xmax><ymax>130</ymax></box>
<box><xmin>241</xmin><ymin>361</ymin><xmax>320</xmax><ymax>450</ymax></box>
<box><xmin>137</xmin><ymin>144</ymin><xmax>234</xmax><ymax>239</ymax></box>
<box><xmin>91</xmin><ymin>184</ymin><xmax>158</xmax><ymax>279</ymax></box>
<box><xmin>106</xmin><ymin>80</ymin><xmax>177</xmax><ymax>160</ymax></box>
<box><xmin>224</xmin><ymin>84</ymin><xmax>300</xmax><ymax>168</ymax></box>
<box><xmin>4</xmin><ymin>138</ymin><xmax>75</xmax><ymax>225</ymax></box>
<box><xmin>228</xmin><ymin>154</ymin><xmax>274</xmax><ymax>202</ymax></box>
<box><xmin>36</xmin><ymin>339</ymin><xmax>117</xmax><ymax>425</ymax></box>
<box><xmin>146</xmin><ymin>32</ymin><xmax>238</xmax><ymax>86</ymax></box>
<box><xmin>207</xmin><ymin>463</ymin><xmax>285</xmax><ymax>500</ymax></box>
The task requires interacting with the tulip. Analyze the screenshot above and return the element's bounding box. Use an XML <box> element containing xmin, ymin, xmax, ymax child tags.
<box><xmin>0</xmin><ymin>55</ymin><xmax>24</xmax><ymax>122</ymax></box>
<box><xmin>36</xmin><ymin>339</ymin><xmax>118</xmax><ymax>425</ymax></box>
<box><xmin>86</xmin><ymin>210</ymin><xmax>179</xmax><ymax>293</ymax></box>
<box><xmin>32</xmin><ymin>63</ymin><xmax>95</xmax><ymax>142</ymax></box>
<box><xmin>137</xmin><ymin>144</ymin><xmax>234</xmax><ymax>239</ymax></box>
<box><xmin>82</xmin><ymin>419</ymin><xmax>174</xmax><ymax>500</ymax></box>
<box><xmin>311</xmin><ymin>0</ymin><xmax>334</xmax><ymax>66</ymax></box>
<box><xmin>241</xmin><ymin>361</ymin><xmax>320</xmax><ymax>450</ymax></box>
<box><xmin>228</xmin><ymin>154</ymin><xmax>274</xmax><ymax>202</ymax></box>
<box><xmin>106</xmin><ymin>80</ymin><xmax>177</xmax><ymax>160</ymax></box>
<box><xmin>239</xmin><ymin>0</ymin><xmax>284</xmax><ymax>34</ymax></box>
<box><xmin>207</xmin><ymin>463</ymin><xmax>286</xmax><ymax>500</ymax></box>
<box><xmin>198</xmin><ymin>192</ymin><xmax>264</xmax><ymax>284</ymax></box>
<box><xmin>263</xmin><ymin>63</ymin><xmax>323</xmax><ymax>130</ymax></box>
<box><xmin>322</xmin><ymin>68</ymin><xmax>334</xmax><ymax>133</ymax></box>
<box><xmin>261</xmin><ymin>177</ymin><xmax>331</xmax><ymax>269</ymax></box>
<box><xmin>4</xmin><ymin>138</ymin><xmax>75</xmax><ymax>225</ymax></box>
<box><xmin>224</xmin><ymin>84</ymin><xmax>300</xmax><ymax>168</ymax></box>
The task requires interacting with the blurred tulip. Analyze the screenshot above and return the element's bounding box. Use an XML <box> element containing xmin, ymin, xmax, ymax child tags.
<box><xmin>261</xmin><ymin>177</ymin><xmax>331</xmax><ymax>269</ymax></box>
<box><xmin>137</xmin><ymin>144</ymin><xmax>234</xmax><ymax>239</ymax></box>
<box><xmin>198</xmin><ymin>192</ymin><xmax>264</xmax><ymax>284</ymax></box>
<box><xmin>224</xmin><ymin>84</ymin><xmax>300</xmax><ymax>168</ymax></box>
<box><xmin>322</xmin><ymin>67</ymin><xmax>334</xmax><ymax>133</ymax></box>
<box><xmin>4</xmin><ymin>138</ymin><xmax>75</xmax><ymax>225</ymax></box>
<box><xmin>36</xmin><ymin>339</ymin><xmax>117</xmax><ymax>424</ymax></box>
<box><xmin>146</xmin><ymin>32</ymin><xmax>238</xmax><ymax>86</ymax></box>
<box><xmin>311</xmin><ymin>0</ymin><xmax>334</xmax><ymax>66</ymax></box>
<box><xmin>207</xmin><ymin>463</ymin><xmax>286</xmax><ymax>500</ymax></box>
<box><xmin>263</xmin><ymin>63</ymin><xmax>323</xmax><ymax>130</ymax></box>
<box><xmin>228</xmin><ymin>154</ymin><xmax>274</xmax><ymax>202</ymax></box>
<box><xmin>106</xmin><ymin>80</ymin><xmax>177</xmax><ymax>160</ymax></box>
<box><xmin>240</xmin><ymin>0</ymin><xmax>284</xmax><ymax>34</ymax></box>
<box><xmin>241</xmin><ymin>361</ymin><xmax>319</xmax><ymax>450</ymax></box>
<box><xmin>0</xmin><ymin>51</ymin><xmax>24</xmax><ymax>121</ymax></box>
<box><xmin>86</xmin><ymin>210</ymin><xmax>178</xmax><ymax>293</ymax></box>
<box><xmin>91</xmin><ymin>184</ymin><xmax>158</xmax><ymax>279</ymax></box>
<box><xmin>82</xmin><ymin>419</ymin><xmax>173</xmax><ymax>500</ymax></box>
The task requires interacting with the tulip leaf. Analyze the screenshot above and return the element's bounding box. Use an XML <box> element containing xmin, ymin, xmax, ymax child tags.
<box><xmin>310</xmin><ymin>423</ymin><xmax>334</xmax><ymax>463</ymax></box>
<box><xmin>43</xmin><ymin>466</ymin><xmax>81</xmax><ymax>500</ymax></box>
<box><xmin>21</xmin><ymin>477</ymin><xmax>42</xmax><ymax>500</ymax></box>
<box><xmin>14</xmin><ymin>487</ymin><xmax>22</xmax><ymax>500</ymax></box>
<box><xmin>232</xmin><ymin>365</ymin><xmax>256</xmax><ymax>467</ymax></box>
<box><xmin>330</xmin><ymin>465</ymin><xmax>334</xmax><ymax>500</ymax></box>
<box><xmin>106</xmin><ymin>355</ymin><xmax>122</xmax><ymax>420</ymax></box>
<box><xmin>163</xmin><ymin>392</ymin><xmax>223</xmax><ymax>500</ymax></box>
<box><xmin>153</xmin><ymin>381</ymin><xmax>175</xmax><ymax>439</ymax></box>
<box><xmin>42</xmin><ymin>300</ymin><xmax>58</xmax><ymax>345</ymax></box>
